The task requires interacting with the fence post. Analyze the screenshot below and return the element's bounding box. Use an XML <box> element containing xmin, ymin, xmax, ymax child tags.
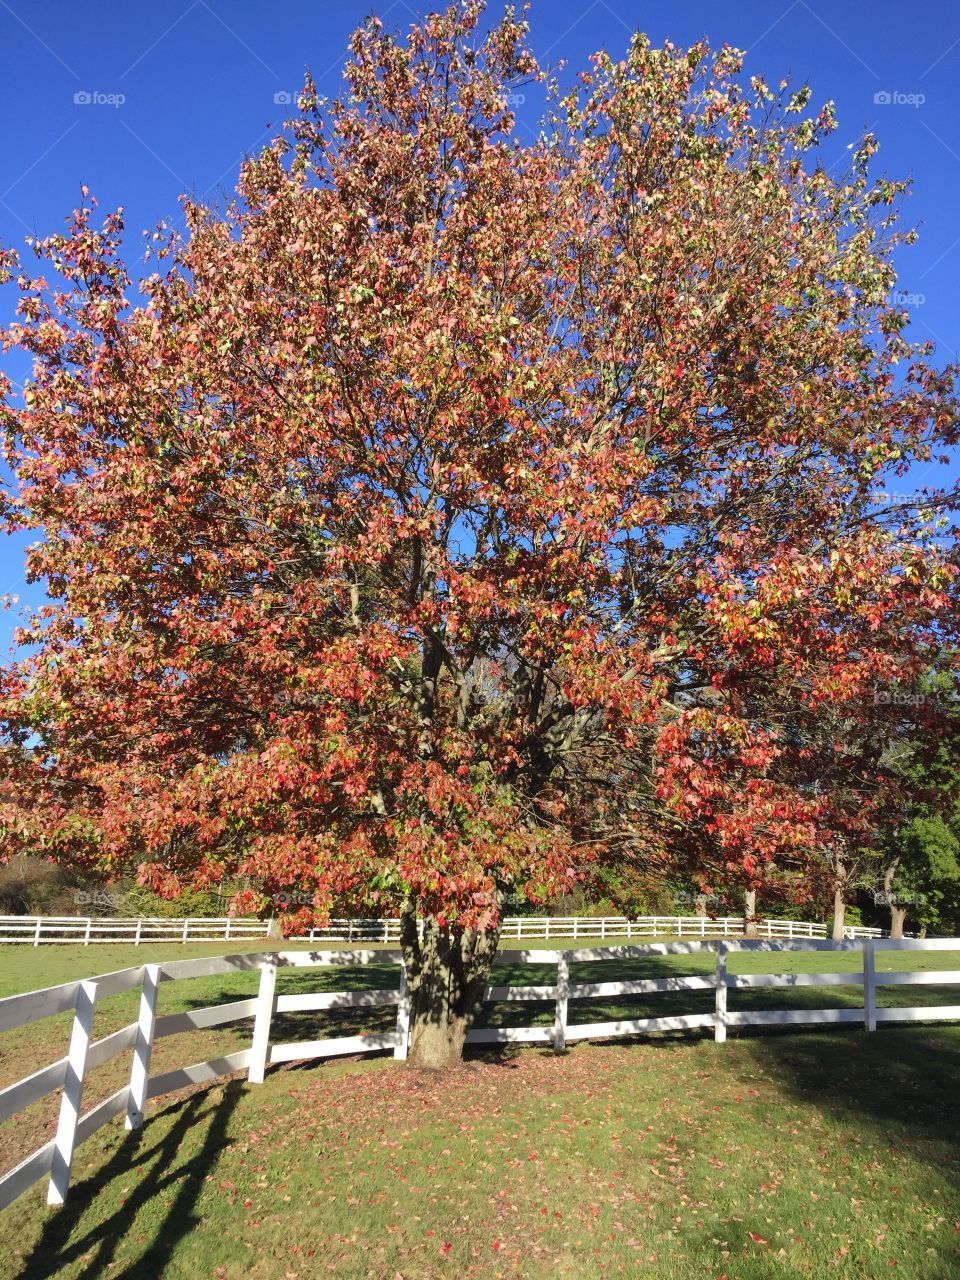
<box><xmin>572</xmin><ymin>918</ymin><xmax>578</xmax><ymax>940</ymax></box>
<box><xmin>182</xmin><ymin>919</ymin><xmax>190</xmax><ymax>944</ymax></box>
<box><xmin>248</xmin><ymin>961</ymin><xmax>277</xmax><ymax>1083</ymax></box>
<box><xmin>224</xmin><ymin>917</ymin><xmax>232</xmax><ymax>942</ymax></box>
<box><xmin>553</xmin><ymin>955</ymin><xmax>569</xmax><ymax>1053</ymax></box>
<box><xmin>47</xmin><ymin>979</ymin><xmax>98</xmax><ymax>1205</ymax></box>
<box><xmin>394</xmin><ymin>960</ymin><xmax>411</xmax><ymax>1060</ymax></box>
<box><xmin>863</xmin><ymin>939</ymin><xmax>876</xmax><ymax>1032</ymax></box>
<box><xmin>601</xmin><ymin>918</ymin><xmax>606</xmax><ymax>939</ymax></box>
<box><xmin>83</xmin><ymin>918</ymin><xmax>91</xmax><ymax>946</ymax></box>
<box><xmin>134</xmin><ymin>919</ymin><xmax>142</xmax><ymax>946</ymax></box>
<box><xmin>714</xmin><ymin>944</ymin><xmax>727</xmax><ymax>1044</ymax></box>
<box><xmin>126</xmin><ymin>964</ymin><xmax>160</xmax><ymax>1130</ymax></box>
<box><xmin>33</xmin><ymin>917</ymin><xmax>42</xmax><ymax>946</ymax></box>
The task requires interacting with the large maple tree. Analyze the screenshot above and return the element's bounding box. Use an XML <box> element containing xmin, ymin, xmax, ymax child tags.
<box><xmin>1</xmin><ymin>4</ymin><xmax>957</xmax><ymax>1063</ymax></box>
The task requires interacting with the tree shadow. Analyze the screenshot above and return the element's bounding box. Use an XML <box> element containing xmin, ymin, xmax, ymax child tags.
<box><xmin>17</xmin><ymin>1079</ymin><xmax>245</xmax><ymax>1280</ymax></box>
<box><xmin>736</xmin><ymin>1023</ymin><xmax>960</xmax><ymax>1163</ymax></box>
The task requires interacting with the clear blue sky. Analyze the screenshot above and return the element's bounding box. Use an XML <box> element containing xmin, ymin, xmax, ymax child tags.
<box><xmin>1</xmin><ymin>0</ymin><xmax>958</xmax><ymax>650</ymax></box>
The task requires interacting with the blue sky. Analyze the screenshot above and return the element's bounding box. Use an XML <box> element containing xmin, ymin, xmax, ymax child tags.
<box><xmin>1</xmin><ymin>0</ymin><xmax>958</xmax><ymax>651</ymax></box>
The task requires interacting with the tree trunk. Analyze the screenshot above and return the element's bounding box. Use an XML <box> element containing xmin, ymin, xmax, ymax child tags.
<box><xmin>743</xmin><ymin>888</ymin><xmax>758</xmax><ymax>938</ymax></box>
<box><xmin>882</xmin><ymin>853</ymin><xmax>905</xmax><ymax>939</ymax></box>
<box><xmin>400</xmin><ymin>902</ymin><xmax>502</xmax><ymax>1068</ymax></box>
<box><xmin>832</xmin><ymin>885</ymin><xmax>846</xmax><ymax>941</ymax></box>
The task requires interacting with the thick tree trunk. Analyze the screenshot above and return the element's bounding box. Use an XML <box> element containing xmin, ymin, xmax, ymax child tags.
<box><xmin>832</xmin><ymin>885</ymin><xmax>846</xmax><ymax>942</ymax></box>
<box><xmin>743</xmin><ymin>888</ymin><xmax>758</xmax><ymax>938</ymax></box>
<box><xmin>400</xmin><ymin>902</ymin><xmax>502</xmax><ymax>1068</ymax></box>
<box><xmin>889</xmin><ymin>906</ymin><xmax>907</xmax><ymax>939</ymax></box>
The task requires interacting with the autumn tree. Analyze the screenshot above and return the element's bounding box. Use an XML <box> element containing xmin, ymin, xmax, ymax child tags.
<box><xmin>1</xmin><ymin>4</ymin><xmax>957</xmax><ymax>1064</ymax></box>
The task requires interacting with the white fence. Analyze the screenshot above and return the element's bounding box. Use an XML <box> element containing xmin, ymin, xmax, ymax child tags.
<box><xmin>305</xmin><ymin>916</ymin><xmax>884</xmax><ymax>943</ymax></box>
<box><xmin>0</xmin><ymin>936</ymin><xmax>955</xmax><ymax>1212</ymax></box>
<box><xmin>0</xmin><ymin>913</ymin><xmax>884</xmax><ymax>946</ymax></box>
<box><xmin>0</xmin><ymin>916</ymin><xmax>272</xmax><ymax>945</ymax></box>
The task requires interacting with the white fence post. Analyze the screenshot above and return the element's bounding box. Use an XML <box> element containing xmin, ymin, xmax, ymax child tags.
<box><xmin>33</xmin><ymin>918</ymin><xmax>42</xmax><ymax>946</ymax></box>
<box><xmin>394</xmin><ymin>961</ymin><xmax>411</xmax><ymax>1060</ymax></box>
<box><xmin>126</xmin><ymin>964</ymin><xmax>160</xmax><ymax>1129</ymax></box>
<box><xmin>182</xmin><ymin>919</ymin><xmax>190</xmax><ymax>944</ymax></box>
<box><xmin>134</xmin><ymin>919</ymin><xmax>143</xmax><ymax>946</ymax></box>
<box><xmin>248</xmin><ymin>961</ymin><xmax>277</xmax><ymax>1083</ymax></box>
<box><xmin>83</xmin><ymin>918</ymin><xmax>92</xmax><ymax>945</ymax></box>
<box><xmin>554</xmin><ymin>955</ymin><xmax>569</xmax><ymax>1053</ymax></box>
<box><xmin>47</xmin><ymin>979</ymin><xmax>98</xmax><ymax>1205</ymax></box>
<box><xmin>863</xmin><ymin>939</ymin><xmax>876</xmax><ymax>1032</ymax></box>
<box><xmin>224</xmin><ymin>917</ymin><xmax>231</xmax><ymax>942</ymax></box>
<box><xmin>714</xmin><ymin>944</ymin><xmax>727</xmax><ymax>1044</ymax></box>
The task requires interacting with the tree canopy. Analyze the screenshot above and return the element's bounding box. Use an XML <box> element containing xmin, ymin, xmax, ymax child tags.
<box><xmin>1</xmin><ymin>2</ymin><xmax>957</xmax><ymax>1059</ymax></box>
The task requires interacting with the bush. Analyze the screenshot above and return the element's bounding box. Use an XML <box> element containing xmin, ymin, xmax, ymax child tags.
<box><xmin>0</xmin><ymin>856</ymin><xmax>83</xmax><ymax>915</ymax></box>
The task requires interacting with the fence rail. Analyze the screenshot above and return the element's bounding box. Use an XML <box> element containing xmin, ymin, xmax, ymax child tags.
<box><xmin>305</xmin><ymin>915</ymin><xmax>885</xmax><ymax>943</ymax></box>
<box><xmin>0</xmin><ymin>935</ymin><xmax>954</xmax><ymax>1213</ymax></box>
<box><xmin>0</xmin><ymin>916</ymin><xmax>272</xmax><ymax>945</ymax></box>
<box><xmin>0</xmin><ymin>913</ymin><xmax>884</xmax><ymax>946</ymax></box>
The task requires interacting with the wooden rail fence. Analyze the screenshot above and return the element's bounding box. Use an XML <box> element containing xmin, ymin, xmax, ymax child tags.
<box><xmin>1</xmin><ymin>937</ymin><xmax>954</xmax><ymax>1211</ymax></box>
<box><xmin>0</xmin><ymin>913</ymin><xmax>884</xmax><ymax>945</ymax></box>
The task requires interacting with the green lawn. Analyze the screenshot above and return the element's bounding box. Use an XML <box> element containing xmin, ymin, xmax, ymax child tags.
<box><xmin>1</xmin><ymin>940</ymin><xmax>958</xmax><ymax>1278</ymax></box>
<box><xmin>0</xmin><ymin>1029</ymin><xmax>957</xmax><ymax>1279</ymax></box>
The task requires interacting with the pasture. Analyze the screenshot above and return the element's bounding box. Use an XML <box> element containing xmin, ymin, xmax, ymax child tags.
<box><xmin>0</xmin><ymin>940</ymin><xmax>958</xmax><ymax>1278</ymax></box>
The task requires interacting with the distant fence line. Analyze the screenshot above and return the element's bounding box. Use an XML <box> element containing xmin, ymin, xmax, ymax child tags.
<box><xmin>0</xmin><ymin>935</ymin><xmax>955</xmax><ymax>1212</ymax></box>
<box><xmin>0</xmin><ymin>914</ymin><xmax>885</xmax><ymax>946</ymax></box>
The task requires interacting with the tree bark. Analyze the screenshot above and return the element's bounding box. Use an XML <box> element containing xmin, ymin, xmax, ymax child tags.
<box><xmin>832</xmin><ymin>885</ymin><xmax>846</xmax><ymax>941</ymax></box>
<box><xmin>743</xmin><ymin>888</ymin><xmax>758</xmax><ymax>938</ymax></box>
<box><xmin>400</xmin><ymin>900</ymin><xmax>502</xmax><ymax>1068</ymax></box>
<box><xmin>882</xmin><ymin>853</ymin><xmax>906</xmax><ymax>939</ymax></box>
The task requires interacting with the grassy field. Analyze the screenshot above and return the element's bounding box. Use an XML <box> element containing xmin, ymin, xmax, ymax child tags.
<box><xmin>1</xmin><ymin>940</ymin><xmax>958</xmax><ymax>1278</ymax></box>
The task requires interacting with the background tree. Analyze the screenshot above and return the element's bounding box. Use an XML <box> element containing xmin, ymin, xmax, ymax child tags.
<box><xmin>1</xmin><ymin>3</ymin><xmax>957</xmax><ymax>1064</ymax></box>
<box><xmin>874</xmin><ymin>672</ymin><xmax>960</xmax><ymax>936</ymax></box>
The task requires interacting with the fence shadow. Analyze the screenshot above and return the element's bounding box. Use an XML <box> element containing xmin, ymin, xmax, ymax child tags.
<box><xmin>16</xmin><ymin>1080</ymin><xmax>245</xmax><ymax>1280</ymax></box>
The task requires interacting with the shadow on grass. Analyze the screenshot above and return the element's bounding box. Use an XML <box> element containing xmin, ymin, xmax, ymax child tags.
<box><xmin>740</xmin><ymin>1024</ymin><xmax>960</xmax><ymax>1164</ymax></box>
<box><xmin>17</xmin><ymin>1080</ymin><xmax>244</xmax><ymax>1280</ymax></box>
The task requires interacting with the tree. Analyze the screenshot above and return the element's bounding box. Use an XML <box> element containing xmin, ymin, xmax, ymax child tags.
<box><xmin>875</xmin><ymin>673</ymin><xmax>960</xmax><ymax>936</ymax></box>
<box><xmin>1</xmin><ymin>4</ymin><xmax>957</xmax><ymax>1064</ymax></box>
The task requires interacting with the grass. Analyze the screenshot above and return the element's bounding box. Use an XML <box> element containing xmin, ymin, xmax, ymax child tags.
<box><xmin>0</xmin><ymin>1030</ymin><xmax>957</xmax><ymax>1279</ymax></box>
<box><xmin>1</xmin><ymin>940</ymin><xmax>958</xmax><ymax>1278</ymax></box>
